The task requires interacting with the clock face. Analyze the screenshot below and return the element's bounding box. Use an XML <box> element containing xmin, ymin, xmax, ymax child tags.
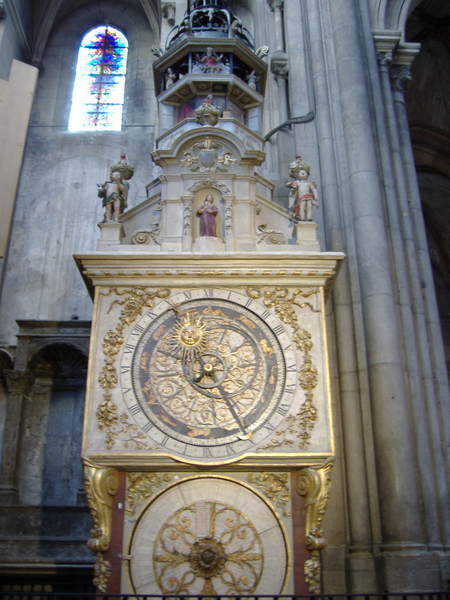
<box><xmin>120</xmin><ymin>289</ymin><xmax>297</xmax><ymax>462</ymax></box>
<box><xmin>126</xmin><ymin>476</ymin><xmax>290</xmax><ymax>594</ymax></box>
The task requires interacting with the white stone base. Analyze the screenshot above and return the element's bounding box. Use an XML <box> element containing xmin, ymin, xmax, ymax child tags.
<box><xmin>294</xmin><ymin>222</ymin><xmax>321</xmax><ymax>251</ymax></box>
<box><xmin>192</xmin><ymin>236</ymin><xmax>225</xmax><ymax>252</ymax></box>
<box><xmin>97</xmin><ymin>222</ymin><xmax>124</xmax><ymax>250</ymax></box>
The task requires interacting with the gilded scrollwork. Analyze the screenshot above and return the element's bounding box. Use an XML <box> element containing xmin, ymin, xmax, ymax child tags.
<box><xmin>93</xmin><ymin>553</ymin><xmax>112</xmax><ymax>593</ymax></box>
<box><xmin>247</xmin><ymin>472</ymin><xmax>290</xmax><ymax>516</ymax></box>
<box><xmin>84</xmin><ymin>462</ymin><xmax>119</xmax><ymax>592</ymax></box>
<box><xmin>153</xmin><ymin>500</ymin><xmax>263</xmax><ymax>595</ymax></box>
<box><xmin>96</xmin><ymin>287</ymin><xmax>170</xmax><ymax>449</ymax></box>
<box><xmin>84</xmin><ymin>462</ymin><xmax>119</xmax><ymax>552</ymax></box>
<box><xmin>246</xmin><ymin>287</ymin><xmax>320</xmax><ymax>448</ymax></box>
<box><xmin>126</xmin><ymin>472</ymin><xmax>174</xmax><ymax>515</ymax></box>
<box><xmin>297</xmin><ymin>459</ymin><xmax>334</xmax><ymax>593</ymax></box>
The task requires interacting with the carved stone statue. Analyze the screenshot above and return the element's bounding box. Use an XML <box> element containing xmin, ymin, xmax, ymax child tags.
<box><xmin>97</xmin><ymin>154</ymin><xmax>134</xmax><ymax>222</ymax></box>
<box><xmin>196</xmin><ymin>193</ymin><xmax>218</xmax><ymax>237</ymax></box>
<box><xmin>195</xmin><ymin>95</ymin><xmax>221</xmax><ymax>126</ymax></box>
<box><xmin>247</xmin><ymin>70</ymin><xmax>257</xmax><ymax>90</ymax></box>
<box><xmin>165</xmin><ymin>67</ymin><xmax>177</xmax><ymax>89</ymax></box>
<box><xmin>194</xmin><ymin>47</ymin><xmax>225</xmax><ymax>73</ymax></box>
<box><xmin>286</xmin><ymin>155</ymin><xmax>318</xmax><ymax>222</ymax></box>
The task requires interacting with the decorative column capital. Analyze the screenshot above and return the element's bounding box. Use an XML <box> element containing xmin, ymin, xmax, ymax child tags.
<box><xmin>390</xmin><ymin>64</ymin><xmax>412</xmax><ymax>92</ymax></box>
<box><xmin>267</xmin><ymin>0</ymin><xmax>284</xmax><ymax>11</ymax></box>
<box><xmin>4</xmin><ymin>370</ymin><xmax>29</xmax><ymax>395</ymax></box>
<box><xmin>377</xmin><ymin>50</ymin><xmax>393</xmax><ymax>69</ymax></box>
<box><xmin>31</xmin><ymin>376</ymin><xmax>53</xmax><ymax>396</ymax></box>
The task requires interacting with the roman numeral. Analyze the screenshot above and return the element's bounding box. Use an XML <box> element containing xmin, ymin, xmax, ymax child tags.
<box><xmin>262</xmin><ymin>421</ymin><xmax>275</xmax><ymax>431</ymax></box>
<box><xmin>183</xmin><ymin>291</ymin><xmax>192</xmax><ymax>300</ymax></box>
<box><xmin>245</xmin><ymin>299</ymin><xmax>253</xmax><ymax>308</ymax></box>
<box><xmin>203</xmin><ymin>447</ymin><xmax>214</xmax><ymax>458</ymax></box>
<box><xmin>276</xmin><ymin>404</ymin><xmax>290</xmax><ymax>417</ymax></box>
<box><xmin>160</xmin><ymin>435</ymin><xmax>169</xmax><ymax>447</ymax></box>
<box><xmin>129</xmin><ymin>404</ymin><xmax>141</xmax><ymax>415</ymax></box>
<box><xmin>284</xmin><ymin>383</ymin><xmax>296</xmax><ymax>395</ymax></box>
<box><xmin>122</xmin><ymin>387</ymin><xmax>132</xmax><ymax>395</ymax></box>
<box><xmin>132</xmin><ymin>324</ymin><xmax>145</xmax><ymax>335</ymax></box>
<box><xmin>146</xmin><ymin>311</ymin><xmax>158</xmax><ymax>319</ymax></box>
<box><xmin>123</xmin><ymin>343</ymin><xmax>136</xmax><ymax>354</ymax></box>
<box><xmin>287</xmin><ymin>363</ymin><xmax>297</xmax><ymax>372</ymax></box>
<box><xmin>142</xmin><ymin>422</ymin><xmax>153</xmax><ymax>433</ymax></box>
<box><xmin>204</xmin><ymin>288</ymin><xmax>214</xmax><ymax>298</ymax></box>
<box><xmin>120</xmin><ymin>365</ymin><xmax>130</xmax><ymax>374</ymax></box>
<box><xmin>273</xmin><ymin>324</ymin><xmax>285</xmax><ymax>336</ymax></box>
<box><xmin>261</xmin><ymin>310</ymin><xmax>271</xmax><ymax>320</ymax></box>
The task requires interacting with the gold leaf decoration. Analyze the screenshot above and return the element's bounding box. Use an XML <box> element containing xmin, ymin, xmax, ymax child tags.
<box><xmin>297</xmin><ymin>459</ymin><xmax>334</xmax><ymax>593</ymax></box>
<box><xmin>96</xmin><ymin>287</ymin><xmax>170</xmax><ymax>448</ymax></box>
<box><xmin>247</xmin><ymin>472</ymin><xmax>290</xmax><ymax>516</ymax></box>
<box><xmin>246</xmin><ymin>287</ymin><xmax>319</xmax><ymax>448</ymax></box>
<box><xmin>126</xmin><ymin>472</ymin><xmax>174</xmax><ymax>515</ymax></box>
<box><xmin>93</xmin><ymin>552</ymin><xmax>112</xmax><ymax>592</ymax></box>
<box><xmin>84</xmin><ymin>462</ymin><xmax>119</xmax><ymax>552</ymax></box>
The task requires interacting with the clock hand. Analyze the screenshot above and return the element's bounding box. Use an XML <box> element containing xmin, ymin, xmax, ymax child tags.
<box><xmin>214</xmin><ymin>381</ymin><xmax>250</xmax><ymax>439</ymax></box>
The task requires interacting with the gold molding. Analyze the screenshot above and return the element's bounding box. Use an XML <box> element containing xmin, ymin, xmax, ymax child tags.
<box><xmin>246</xmin><ymin>287</ymin><xmax>319</xmax><ymax>448</ymax></box>
<box><xmin>297</xmin><ymin>458</ymin><xmax>334</xmax><ymax>593</ymax></box>
<box><xmin>96</xmin><ymin>287</ymin><xmax>170</xmax><ymax>449</ymax></box>
<box><xmin>84</xmin><ymin>462</ymin><xmax>119</xmax><ymax>552</ymax></box>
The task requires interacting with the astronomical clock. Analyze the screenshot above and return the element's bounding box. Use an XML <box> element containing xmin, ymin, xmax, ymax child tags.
<box><xmin>76</xmin><ymin>1</ymin><xmax>343</xmax><ymax>595</ymax></box>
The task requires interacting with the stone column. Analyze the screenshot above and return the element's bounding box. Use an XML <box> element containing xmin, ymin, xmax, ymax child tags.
<box><xmin>328</xmin><ymin>0</ymin><xmax>424</xmax><ymax>548</ymax></box>
<box><xmin>19</xmin><ymin>376</ymin><xmax>53</xmax><ymax>505</ymax></box>
<box><xmin>390</xmin><ymin>60</ymin><xmax>450</xmax><ymax>543</ymax></box>
<box><xmin>0</xmin><ymin>370</ymin><xmax>29</xmax><ymax>503</ymax></box>
<box><xmin>306</xmin><ymin>1</ymin><xmax>377</xmax><ymax>590</ymax></box>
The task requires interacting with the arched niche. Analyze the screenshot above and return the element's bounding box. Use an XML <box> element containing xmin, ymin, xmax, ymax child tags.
<box><xmin>18</xmin><ymin>343</ymin><xmax>88</xmax><ymax>505</ymax></box>
<box><xmin>369</xmin><ymin>0</ymin><xmax>422</xmax><ymax>35</ymax></box>
<box><xmin>0</xmin><ymin>350</ymin><xmax>14</xmax><ymax>470</ymax></box>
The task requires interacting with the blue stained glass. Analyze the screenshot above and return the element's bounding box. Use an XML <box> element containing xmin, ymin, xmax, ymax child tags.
<box><xmin>68</xmin><ymin>26</ymin><xmax>128</xmax><ymax>132</ymax></box>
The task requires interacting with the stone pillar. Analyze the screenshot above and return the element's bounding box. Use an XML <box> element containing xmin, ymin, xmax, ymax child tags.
<box><xmin>19</xmin><ymin>376</ymin><xmax>53</xmax><ymax>505</ymax></box>
<box><xmin>267</xmin><ymin>0</ymin><xmax>284</xmax><ymax>51</ymax></box>
<box><xmin>391</xmin><ymin>59</ymin><xmax>450</xmax><ymax>438</ymax></box>
<box><xmin>306</xmin><ymin>0</ymin><xmax>377</xmax><ymax>590</ymax></box>
<box><xmin>0</xmin><ymin>370</ymin><xmax>29</xmax><ymax>503</ymax></box>
<box><xmin>390</xmin><ymin>59</ymin><xmax>450</xmax><ymax>545</ymax></box>
<box><xmin>329</xmin><ymin>0</ymin><xmax>424</xmax><ymax>549</ymax></box>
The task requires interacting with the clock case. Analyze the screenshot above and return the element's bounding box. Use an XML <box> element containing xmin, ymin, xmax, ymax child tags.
<box><xmin>76</xmin><ymin>254</ymin><xmax>342</xmax><ymax>469</ymax></box>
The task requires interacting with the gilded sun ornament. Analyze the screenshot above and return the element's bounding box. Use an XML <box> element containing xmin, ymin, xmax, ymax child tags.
<box><xmin>171</xmin><ymin>311</ymin><xmax>209</xmax><ymax>360</ymax></box>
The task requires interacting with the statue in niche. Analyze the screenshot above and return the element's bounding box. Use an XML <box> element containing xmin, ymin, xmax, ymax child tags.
<box><xmin>246</xmin><ymin>70</ymin><xmax>257</xmax><ymax>90</ymax></box>
<box><xmin>196</xmin><ymin>193</ymin><xmax>218</xmax><ymax>237</ymax></box>
<box><xmin>97</xmin><ymin>154</ymin><xmax>134</xmax><ymax>222</ymax></box>
<box><xmin>286</xmin><ymin>155</ymin><xmax>318</xmax><ymax>222</ymax></box>
<box><xmin>165</xmin><ymin>67</ymin><xmax>177</xmax><ymax>89</ymax></box>
<box><xmin>195</xmin><ymin>94</ymin><xmax>221</xmax><ymax>126</ymax></box>
<box><xmin>194</xmin><ymin>47</ymin><xmax>225</xmax><ymax>73</ymax></box>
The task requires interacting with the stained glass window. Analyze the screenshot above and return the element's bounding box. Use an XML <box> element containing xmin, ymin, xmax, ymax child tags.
<box><xmin>68</xmin><ymin>26</ymin><xmax>128</xmax><ymax>131</ymax></box>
